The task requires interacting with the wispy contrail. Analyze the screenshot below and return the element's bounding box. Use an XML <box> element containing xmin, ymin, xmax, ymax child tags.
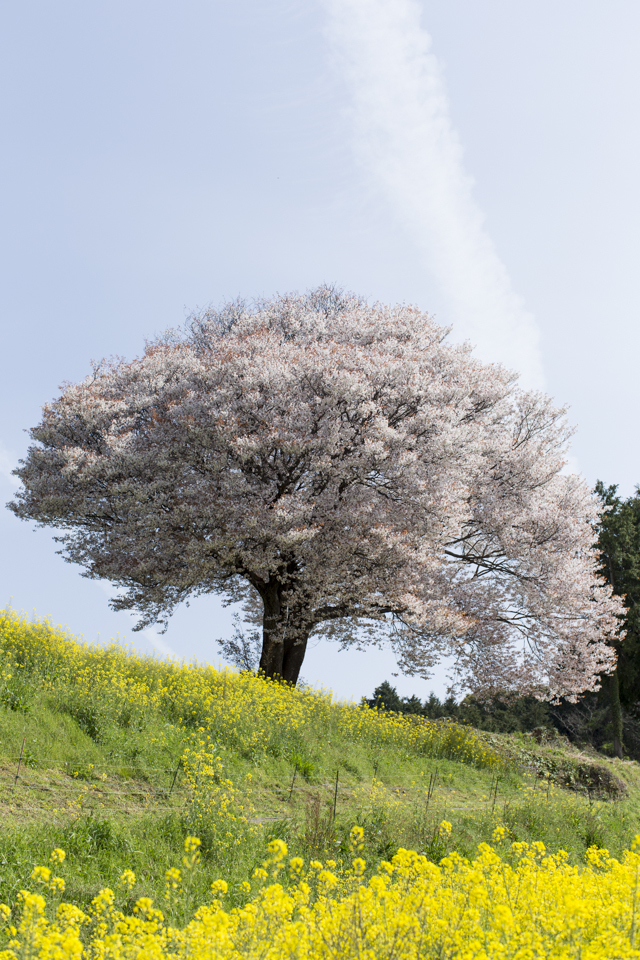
<box><xmin>141</xmin><ymin>629</ymin><xmax>179</xmax><ymax>660</ymax></box>
<box><xmin>323</xmin><ymin>0</ymin><xmax>545</xmax><ymax>389</ymax></box>
<box><xmin>98</xmin><ymin>582</ymin><xmax>178</xmax><ymax>659</ymax></box>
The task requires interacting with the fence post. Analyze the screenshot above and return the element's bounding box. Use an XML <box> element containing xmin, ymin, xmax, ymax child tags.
<box><xmin>426</xmin><ymin>771</ymin><xmax>437</xmax><ymax>813</ymax></box>
<box><xmin>491</xmin><ymin>776</ymin><xmax>500</xmax><ymax>814</ymax></box>
<box><xmin>14</xmin><ymin>737</ymin><xmax>25</xmax><ymax>786</ymax></box>
<box><xmin>168</xmin><ymin>758</ymin><xmax>181</xmax><ymax>797</ymax></box>
<box><xmin>288</xmin><ymin>767</ymin><xmax>297</xmax><ymax>802</ymax></box>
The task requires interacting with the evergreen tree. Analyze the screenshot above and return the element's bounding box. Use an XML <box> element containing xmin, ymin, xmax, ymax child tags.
<box><xmin>368</xmin><ymin>681</ymin><xmax>403</xmax><ymax>712</ymax></box>
<box><xmin>595</xmin><ymin>481</ymin><xmax>640</xmax><ymax>757</ymax></box>
<box><xmin>401</xmin><ymin>694</ymin><xmax>424</xmax><ymax>715</ymax></box>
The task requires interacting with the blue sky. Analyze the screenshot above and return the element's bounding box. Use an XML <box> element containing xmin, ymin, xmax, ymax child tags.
<box><xmin>2</xmin><ymin>1</ymin><xmax>639</xmax><ymax>701</ymax></box>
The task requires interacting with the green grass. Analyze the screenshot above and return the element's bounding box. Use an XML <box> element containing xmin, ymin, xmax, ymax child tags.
<box><xmin>0</xmin><ymin>607</ymin><xmax>639</xmax><ymax>916</ymax></box>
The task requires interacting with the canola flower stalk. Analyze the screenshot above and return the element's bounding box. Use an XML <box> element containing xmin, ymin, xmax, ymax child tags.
<box><xmin>5</xmin><ymin>838</ymin><xmax>640</xmax><ymax>958</ymax></box>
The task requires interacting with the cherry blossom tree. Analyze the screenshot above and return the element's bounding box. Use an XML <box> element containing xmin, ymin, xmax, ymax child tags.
<box><xmin>9</xmin><ymin>287</ymin><xmax>622</xmax><ymax>695</ymax></box>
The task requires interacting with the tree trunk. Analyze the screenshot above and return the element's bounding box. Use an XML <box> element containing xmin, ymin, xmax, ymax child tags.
<box><xmin>281</xmin><ymin>632</ymin><xmax>309</xmax><ymax>685</ymax></box>
<box><xmin>610</xmin><ymin>668</ymin><xmax>624</xmax><ymax>759</ymax></box>
<box><xmin>257</xmin><ymin>581</ymin><xmax>310</xmax><ymax>685</ymax></box>
<box><xmin>258</xmin><ymin>581</ymin><xmax>285</xmax><ymax>678</ymax></box>
<box><xmin>605</xmin><ymin>554</ymin><xmax>624</xmax><ymax>759</ymax></box>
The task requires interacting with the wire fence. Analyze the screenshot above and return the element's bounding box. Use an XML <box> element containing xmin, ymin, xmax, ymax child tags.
<box><xmin>0</xmin><ymin>749</ymin><xmax>540</xmax><ymax>823</ymax></box>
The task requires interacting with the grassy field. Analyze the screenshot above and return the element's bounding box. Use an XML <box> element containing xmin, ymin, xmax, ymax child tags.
<box><xmin>1</xmin><ymin>607</ymin><xmax>640</xmax><ymax>957</ymax></box>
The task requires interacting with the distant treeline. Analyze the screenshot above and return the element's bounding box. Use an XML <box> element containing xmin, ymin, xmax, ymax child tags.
<box><xmin>366</xmin><ymin>681</ymin><xmax>640</xmax><ymax>760</ymax></box>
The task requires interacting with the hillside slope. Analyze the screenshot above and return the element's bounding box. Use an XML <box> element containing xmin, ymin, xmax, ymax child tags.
<box><xmin>0</xmin><ymin>607</ymin><xmax>639</xmax><ymax>914</ymax></box>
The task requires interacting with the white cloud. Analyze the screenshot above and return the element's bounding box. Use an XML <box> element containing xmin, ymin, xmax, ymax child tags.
<box><xmin>562</xmin><ymin>452</ymin><xmax>582</xmax><ymax>477</ymax></box>
<box><xmin>0</xmin><ymin>443</ymin><xmax>19</xmax><ymax>490</ymax></box>
<box><xmin>323</xmin><ymin>0</ymin><xmax>545</xmax><ymax>389</ymax></box>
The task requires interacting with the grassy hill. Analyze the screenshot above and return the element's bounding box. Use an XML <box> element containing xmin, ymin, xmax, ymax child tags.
<box><xmin>1</xmin><ymin>607</ymin><xmax>640</xmax><ymax>956</ymax></box>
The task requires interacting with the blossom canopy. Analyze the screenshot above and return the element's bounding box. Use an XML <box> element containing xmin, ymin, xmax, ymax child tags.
<box><xmin>9</xmin><ymin>287</ymin><xmax>621</xmax><ymax>694</ymax></box>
